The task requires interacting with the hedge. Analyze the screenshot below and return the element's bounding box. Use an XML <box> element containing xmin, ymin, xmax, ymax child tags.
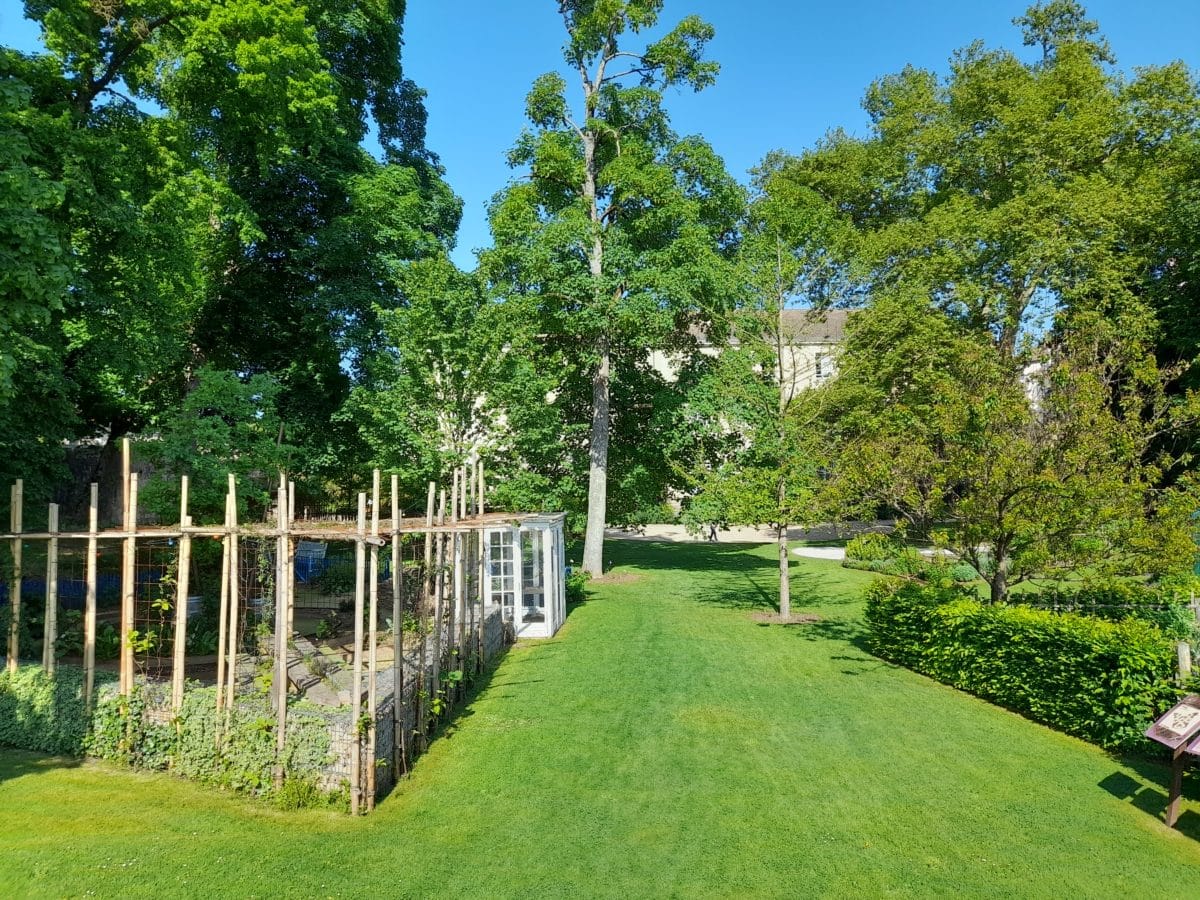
<box><xmin>1010</xmin><ymin>580</ymin><xmax>1200</xmax><ymax>642</ymax></box>
<box><xmin>864</xmin><ymin>579</ymin><xmax>1180</xmax><ymax>750</ymax></box>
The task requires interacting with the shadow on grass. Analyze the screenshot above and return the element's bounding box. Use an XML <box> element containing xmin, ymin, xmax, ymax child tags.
<box><xmin>1099</xmin><ymin>763</ymin><xmax>1200</xmax><ymax>841</ymax></box>
<box><xmin>0</xmin><ymin>749</ymin><xmax>82</xmax><ymax>786</ymax></box>
<box><xmin>604</xmin><ymin>540</ymin><xmax>866</xmax><ymax>617</ymax></box>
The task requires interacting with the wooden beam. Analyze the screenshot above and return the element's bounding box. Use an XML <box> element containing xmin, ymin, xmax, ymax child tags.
<box><xmin>174</xmin><ymin>480</ymin><xmax>192</xmax><ymax>710</ymax></box>
<box><xmin>43</xmin><ymin>503</ymin><xmax>58</xmax><ymax>673</ymax></box>
<box><xmin>418</xmin><ymin>481</ymin><xmax>434</xmax><ymax>753</ymax></box>
<box><xmin>350</xmin><ymin>492</ymin><xmax>367</xmax><ymax>815</ymax></box>
<box><xmin>287</xmin><ymin>481</ymin><xmax>296</xmax><ymax>644</ymax></box>
<box><xmin>84</xmin><ymin>485</ymin><xmax>98</xmax><ymax>712</ymax></box>
<box><xmin>367</xmin><ymin>469</ymin><xmax>380</xmax><ymax>811</ymax></box>
<box><xmin>119</xmin><ymin>440</ymin><xmax>130</xmax><ymax>693</ymax></box>
<box><xmin>478</xmin><ymin>460</ymin><xmax>485</xmax><ymax>515</ymax></box>
<box><xmin>214</xmin><ymin>490</ymin><xmax>232</xmax><ymax>716</ymax></box>
<box><xmin>391</xmin><ymin>473</ymin><xmax>405</xmax><ymax>775</ymax></box>
<box><xmin>273</xmin><ymin>474</ymin><xmax>289</xmax><ymax>790</ymax></box>
<box><xmin>224</xmin><ymin>475</ymin><xmax>239</xmax><ymax>723</ymax></box>
<box><xmin>171</xmin><ymin>477</ymin><xmax>191</xmax><ymax>712</ymax></box>
<box><xmin>1167</xmin><ymin>745</ymin><xmax>1188</xmax><ymax>827</ymax></box>
<box><xmin>8</xmin><ymin>480</ymin><xmax>22</xmax><ymax>673</ymax></box>
<box><xmin>431</xmin><ymin>489</ymin><xmax>446</xmax><ymax>725</ymax></box>
<box><xmin>120</xmin><ymin>472</ymin><xmax>138</xmax><ymax>694</ymax></box>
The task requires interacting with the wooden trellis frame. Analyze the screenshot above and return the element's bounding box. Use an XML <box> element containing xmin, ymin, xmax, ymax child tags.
<box><xmin>0</xmin><ymin>445</ymin><xmax>571</xmax><ymax>814</ymax></box>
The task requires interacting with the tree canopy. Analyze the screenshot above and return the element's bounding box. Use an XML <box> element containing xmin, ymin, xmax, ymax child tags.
<box><xmin>0</xmin><ymin>0</ymin><xmax>458</xmax><ymax>504</ymax></box>
<box><xmin>483</xmin><ymin>0</ymin><xmax>740</xmax><ymax>572</ymax></box>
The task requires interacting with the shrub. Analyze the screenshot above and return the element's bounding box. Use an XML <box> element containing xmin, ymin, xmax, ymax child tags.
<box><xmin>844</xmin><ymin>554</ymin><xmax>978</xmax><ymax>583</ymax></box>
<box><xmin>844</xmin><ymin>532</ymin><xmax>897</xmax><ymax>562</ymax></box>
<box><xmin>317</xmin><ymin>558</ymin><xmax>356</xmax><ymax>595</ymax></box>
<box><xmin>865</xmin><ymin>579</ymin><xmax>1179</xmax><ymax>750</ymax></box>
<box><xmin>566</xmin><ymin>569</ymin><xmax>591</xmax><ymax>604</ymax></box>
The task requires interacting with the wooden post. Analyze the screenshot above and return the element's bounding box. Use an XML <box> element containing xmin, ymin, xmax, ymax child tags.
<box><xmin>367</xmin><ymin>469</ymin><xmax>380</xmax><ymax>810</ymax></box>
<box><xmin>84</xmin><ymin>485</ymin><xmax>98</xmax><ymax>712</ymax></box>
<box><xmin>418</xmin><ymin>481</ymin><xmax>434</xmax><ymax>752</ymax></box>
<box><xmin>171</xmin><ymin>477</ymin><xmax>191</xmax><ymax>712</ymax></box>
<box><xmin>455</xmin><ymin>529</ymin><xmax>466</xmax><ymax>697</ymax></box>
<box><xmin>274</xmin><ymin>474</ymin><xmax>289</xmax><ymax>789</ymax></box>
<box><xmin>1167</xmin><ymin>745</ymin><xmax>1188</xmax><ymax>828</ymax></box>
<box><xmin>431</xmin><ymin>491</ymin><xmax>446</xmax><ymax>724</ymax></box>
<box><xmin>287</xmin><ymin>481</ymin><xmax>296</xmax><ymax>643</ymax></box>
<box><xmin>450</xmin><ymin>469</ymin><xmax>459</xmax><ymax>525</ymax></box>
<box><xmin>119</xmin><ymin>440</ymin><xmax>131</xmax><ymax>693</ymax></box>
<box><xmin>391</xmin><ymin>473</ymin><xmax>405</xmax><ymax>774</ymax></box>
<box><xmin>43</xmin><ymin>503</ymin><xmax>59</xmax><ymax>673</ymax></box>
<box><xmin>224</xmin><ymin>474</ymin><xmax>239</xmax><ymax>721</ymax></box>
<box><xmin>472</xmin><ymin>532</ymin><xmax>482</xmax><ymax>672</ymax></box>
<box><xmin>7</xmin><ymin>480</ymin><xmax>22</xmax><ymax>672</ymax></box>
<box><xmin>478</xmin><ymin>461</ymin><xmax>485</xmax><ymax>515</ymax></box>
<box><xmin>444</xmin><ymin>524</ymin><xmax>457</xmax><ymax>701</ymax></box>
<box><xmin>1177</xmin><ymin>641</ymin><xmax>1193</xmax><ymax>684</ymax></box>
<box><xmin>214</xmin><ymin>490</ymin><xmax>232</xmax><ymax>713</ymax></box>
<box><xmin>466</xmin><ymin>464</ymin><xmax>474</xmax><ymax>518</ymax></box>
<box><xmin>350</xmin><ymin>492</ymin><xmax>367</xmax><ymax>815</ymax></box>
<box><xmin>120</xmin><ymin>472</ymin><xmax>138</xmax><ymax>694</ymax></box>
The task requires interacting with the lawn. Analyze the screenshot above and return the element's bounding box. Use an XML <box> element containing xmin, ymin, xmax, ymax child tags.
<box><xmin>1</xmin><ymin>541</ymin><xmax>1198</xmax><ymax>898</ymax></box>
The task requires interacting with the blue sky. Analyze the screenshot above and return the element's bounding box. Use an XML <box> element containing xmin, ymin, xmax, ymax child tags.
<box><xmin>4</xmin><ymin>1</ymin><xmax>1199</xmax><ymax>267</ymax></box>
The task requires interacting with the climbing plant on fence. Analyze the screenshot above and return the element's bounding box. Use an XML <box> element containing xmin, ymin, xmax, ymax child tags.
<box><xmin>864</xmin><ymin>578</ymin><xmax>1181</xmax><ymax>750</ymax></box>
<box><xmin>0</xmin><ymin>665</ymin><xmax>101</xmax><ymax>755</ymax></box>
<box><xmin>0</xmin><ymin>664</ymin><xmax>344</xmax><ymax>809</ymax></box>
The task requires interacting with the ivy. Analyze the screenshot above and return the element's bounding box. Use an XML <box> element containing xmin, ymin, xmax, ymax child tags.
<box><xmin>0</xmin><ymin>665</ymin><xmax>105</xmax><ymax>755</ymax></box>
<box><xmin>1</xmin><ymin>664</ymin><xmax>343</xmax><ymax>809</ymax></box>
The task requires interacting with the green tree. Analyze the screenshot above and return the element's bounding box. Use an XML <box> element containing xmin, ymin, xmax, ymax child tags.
<box><xmin>676</xmin><ymin>158</ymin><xmax>852</xmax><ymax>618</ymax></box>
<box><xmin>483</xmin><ymin>1</ymin><xmax>740</xmax><ymax>572</ymax></box>
<box><xmin>0</xmin><ymin>74</ymin><xmax>68</xmax><ymax>398</ymax></box>
<box><xmin>138</xmin><ymin>366</ymin><xmax>290</xmax><ymax>524</ymax></box>
<box><xmin>3</xmin><ymin>0</ymin><xmax>457</xmax><ymax>502</ymax></box>
<box><xmin>827</xmin><ymin>296</ymin><xmax>1199</xmax><ymax>602</ymax></box>
<box><xmin>349</xmin><ymin>255</ymin><xmax>512</xmax><ymax>496</ymax></box>
<box><xmin>772</xmin><ymin>0</ymin><xmax>1197</xmax><ymax>361</ymax></box>
<box><xmin>766</xmin><ymin>1</ymin><xmax>1200</xmax><ymax>601</ymax></box>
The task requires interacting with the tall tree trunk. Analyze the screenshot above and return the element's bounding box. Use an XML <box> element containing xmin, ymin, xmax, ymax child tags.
<box><xmin>580</xmin><ymin>108</ymin><xmax>609</xmax><ymax>577</ymax></box>
<box><xmin>772</xmin><ymin>240</ymin><xmax>792</xmax><ymax>619</ymax></box>
<box><xmin>775</xmin><ymin>257</ymin><xmax>791</xmax><ymax>619</ymax></box>
<box><xmin>583</xmin><ymin>335</ymin><xmax>610</xmax><ymax>576</ymax></box>
<box><xmin>777</xmin><ymin>522</ymin><xmax>791</xmax><ymax>619</ymax></box>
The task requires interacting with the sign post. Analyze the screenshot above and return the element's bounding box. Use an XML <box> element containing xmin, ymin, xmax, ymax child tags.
<box><xmin>1145</xmin><ymin>694</ymin><xmax>1200</xmax><ymax>827</ymax></box>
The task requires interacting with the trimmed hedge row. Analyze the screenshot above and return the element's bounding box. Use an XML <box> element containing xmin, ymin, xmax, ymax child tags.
<box><xmin>864</xmin><ymin>579</ymin><xmax>1180</xmax><ymax>750</ymax></box>
<box><xmin>1011</xmin><ymin>580</ymin><xmax>1200</xmax><ymax>642</ymax></box>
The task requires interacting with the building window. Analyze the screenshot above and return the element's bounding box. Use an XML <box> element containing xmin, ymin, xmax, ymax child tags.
<box><xmin>815</xmin><ymin>352</ymin><xmax>832</xmax><ymax>382</ymax></box>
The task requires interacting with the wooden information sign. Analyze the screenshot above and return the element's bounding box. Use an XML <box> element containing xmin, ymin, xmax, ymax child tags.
<box><xmin>1145</xmin><ymin>694</ymin><xmax>1200</xmax><ymax>828</ymax></box>
<box><xmin>1145</xmin><ymin>694</ymin><xmax>1200</xmax><ymax>750</ymax></box>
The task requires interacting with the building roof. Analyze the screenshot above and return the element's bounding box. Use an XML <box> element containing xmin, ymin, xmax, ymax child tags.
<box><xmin>688</xmin><ymin>308</ymin><xmax>853</xmax><ymax>348</ymax></box>
<box><xmin>780</xmin><ymin>309</ymin><xmax>851</xmax><ymax>344</ymax></box>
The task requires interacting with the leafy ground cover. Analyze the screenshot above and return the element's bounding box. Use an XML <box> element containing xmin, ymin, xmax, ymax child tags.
<box><xmin>1</xmin><ymin>541</ymin><xmax>1198</xmax><ymax>897</ymax></box>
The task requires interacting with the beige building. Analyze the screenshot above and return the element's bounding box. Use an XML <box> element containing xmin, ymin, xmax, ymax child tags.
<box><xmin>648</xmin><ymin>309</ymin><xmax>851</xmax><ymax>397</ymax></box>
